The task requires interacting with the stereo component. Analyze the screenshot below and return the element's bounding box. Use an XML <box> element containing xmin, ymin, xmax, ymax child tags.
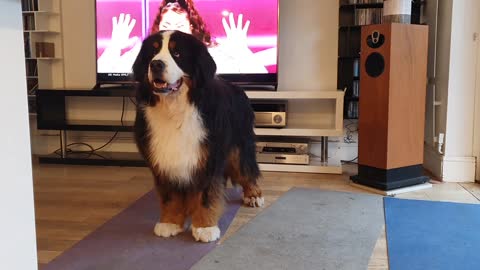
<box><xmin>256</xmin><ymin>153</ymin><xmax>309</xmax><ymax>165</ymax></box>
<box><xmin>251</xmin><ymin>100</ymin><xmax>287</xmax><ymax>128</ymax></box>
<box><xmin>255</xmin><ymin>138</ymin><xmax>310</xmax><ymax>165</ymax></box>
<box><xmin>255</xmin><ymin>141</ymin><xmax>309</xmax><ymax>155</ymax></box>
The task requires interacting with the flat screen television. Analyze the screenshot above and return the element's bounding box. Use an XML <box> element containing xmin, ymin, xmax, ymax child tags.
<box><xmin>95</xmin><ymin>0</ymin><xmax>279</xmax><ymax>89</ymax></box>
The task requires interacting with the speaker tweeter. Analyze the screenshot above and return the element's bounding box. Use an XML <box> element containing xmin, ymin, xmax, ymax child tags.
<box><xmin>366</xmin><ymin>31</ymin><xmax>385</xmax><ymax>48</ymax></box>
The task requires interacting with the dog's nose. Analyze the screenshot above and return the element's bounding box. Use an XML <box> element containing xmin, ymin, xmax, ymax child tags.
<box><xmin>150</xmin><ymin>60</ymin><xmax>165</xmax><ymax>72</ymax></box>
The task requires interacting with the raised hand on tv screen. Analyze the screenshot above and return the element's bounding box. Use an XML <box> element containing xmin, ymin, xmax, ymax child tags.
<box><xmin>221</xmin><ymin>12</ymin><xmax>250</xmax><ymax>52</ymax></box>
<box><xmin>111</xmin><ymin>13</ymin><xmax>139</xmax><ymax>51</ymax></box>
<box><xmin>97</xmin><ymin>13</ymin><xmax>141</xmax><ymax>73</ymax></box>
<box><xmin>215</xmin><ymin>12</ymin><xmax>267</xmax><ymax>73</ymax></box>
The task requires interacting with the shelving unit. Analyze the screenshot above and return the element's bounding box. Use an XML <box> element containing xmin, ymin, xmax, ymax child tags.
<box><xmin>36</xmin><ymin>88</ymin><xmax>344</xmax><ymax>174</ymax></box>
<box><xmin>338</xmin><ymin>0</ymin><xmax>384</xmax><ymax>120</ymax></box>
<box><xmin>337</xmin><ymin>0</ymin><xmax>424</xmax><ymax>119</ymax></box>
<box><xmin>21</xmin><ymin>0</ymin><xmax>64</xmax><ymax>114</ymax></box>
<box><xmin>247</xmin><ymin>90</ymin><xmax>344</xmax><ymax>138</ymax></box>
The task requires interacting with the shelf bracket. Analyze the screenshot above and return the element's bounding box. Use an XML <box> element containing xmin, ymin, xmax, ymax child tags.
<box><xmin>321</xmin><ymin>136</ymin><xmax>329</xmax><ymax>163</ymax></box>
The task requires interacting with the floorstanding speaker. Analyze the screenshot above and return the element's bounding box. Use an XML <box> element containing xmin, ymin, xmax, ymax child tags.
<box><xmin>351</xmin><ymin>23</ymin><xmax>429</xmax><ymax>191</ymax></box>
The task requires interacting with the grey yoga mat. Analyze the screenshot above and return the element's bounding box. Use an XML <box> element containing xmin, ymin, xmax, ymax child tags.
<box><xmin>191</xmin><ymin>188</ymin><xmax>385</xmax><ymax>270</ymax></box>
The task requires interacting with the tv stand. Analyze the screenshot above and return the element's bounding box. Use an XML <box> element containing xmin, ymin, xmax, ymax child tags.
<box><xmin>35</xmin><ymin>88</ymin><xmax>345</xmax><ymax>174</ymax></box>
<box><xmin>93</xmin><ymin>82</ymin><xmax>137</xmax><ymax>90</ymax></box>
<box><xmin>240</xmin><ymin>84</ymin><xmax>277</xmax><ymax>91</ymax></box>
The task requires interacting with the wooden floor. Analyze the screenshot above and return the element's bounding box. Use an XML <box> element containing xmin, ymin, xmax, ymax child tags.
<box><xmin>33</xmin><ymin>161</ymin><xmax>480</xmax><ymax>269</ymax></box>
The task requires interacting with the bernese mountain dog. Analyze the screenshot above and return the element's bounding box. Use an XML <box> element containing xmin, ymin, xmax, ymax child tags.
<box><xmin>132</xmin><ymin>30</ymin><xmax>264</xmax><ymax>243</ymax></box>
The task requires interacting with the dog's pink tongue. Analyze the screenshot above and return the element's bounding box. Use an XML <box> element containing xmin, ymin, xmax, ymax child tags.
<box><xmin>168</xmin><ymin>80</ymin><xmax>181</xmax><ymax>90</ymax></box>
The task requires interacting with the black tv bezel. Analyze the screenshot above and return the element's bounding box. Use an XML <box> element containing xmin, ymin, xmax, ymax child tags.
<box><xmin>94</xmin><ymin>0</ymin><xmax>279</xmax><ymax>90</ymax></box>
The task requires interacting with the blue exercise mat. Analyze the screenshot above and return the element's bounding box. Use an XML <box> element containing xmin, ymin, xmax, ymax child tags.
<box><xmin>384</xmin><ymin>197</ymin><xmax>480</xmax><ymax>270</ymax></box>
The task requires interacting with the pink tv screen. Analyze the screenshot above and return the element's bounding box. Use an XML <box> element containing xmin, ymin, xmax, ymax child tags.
<box><xmin>96</xmin><ymin>0</ymin><xmax>278</xmax><ymax>81</ymax></box>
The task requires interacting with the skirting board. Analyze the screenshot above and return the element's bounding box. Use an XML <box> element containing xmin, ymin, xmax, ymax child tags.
<box><xmin>423</xmin><ymin>146</ymin><xmax>476</xmax><ymax>182</ymax></box>
<box><xmin>350</xmin><ymin>181</ymin><xmax>432</xmax><ymax>196</ymax></box>
<box><xmin>442</xmin><ymin>156</ymin><xmax>476</xmax><ymax>182</ymax></box>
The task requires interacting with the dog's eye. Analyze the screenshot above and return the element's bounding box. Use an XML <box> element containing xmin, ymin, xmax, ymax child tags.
<box><xmin>172</xmin><ymin>51</ymin><xmax>180</xmax><ymax>58</ymax></box>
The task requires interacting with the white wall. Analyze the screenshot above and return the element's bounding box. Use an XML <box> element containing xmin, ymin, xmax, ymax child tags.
<box><xmin>61</xmin><ymin>0</ymin><xmax>96</xmax><ymax>88</ymax></box>
<box><xmin>278</xmin><ymin>0</ymin><xmax>338</xmax><ymax>91</ymax></box>
<box><xmin>0</xmin><ymin>1</ymin><xmax>38</xmax><ymax>269</ymax></box>
<box><xmin>425</xmin><ymin>0</ymin><xmax>451</xmax><ymax>148</ymax></box>
<box><xmin>32</xmin><ymin>0</ymin><xmax>342</xmax><ymax>156</ymax></box>
<box><xmin>443</xmin><ymin>0</ymin><xmax>479</xmax><ymax>158</ymax></box>
<box><xmin>424</xmin><ymin>0</ymin><xmax>480</xmax><ymax>182</ymax></box>
<box><xmin>423</xmin><ymin>0</ymin><xmax>453</xmax><ymax>178</ymax></box>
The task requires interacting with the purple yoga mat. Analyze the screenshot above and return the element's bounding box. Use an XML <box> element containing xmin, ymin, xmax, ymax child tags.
<box><xmin>41</xmin><ymin>189</ymin><xmax>243</xmax><ymax>270</ymax></box>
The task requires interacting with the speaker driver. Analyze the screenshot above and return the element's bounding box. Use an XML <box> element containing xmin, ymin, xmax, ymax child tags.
<box><xmin>367</xmin><ymin>31</ymin><xmax>385</xmax><ymax>48</ymax></box>
<box><xmin>365</xmin><ymin>52</ymin><xmax>385</xmax><ymax>78</ymax></box>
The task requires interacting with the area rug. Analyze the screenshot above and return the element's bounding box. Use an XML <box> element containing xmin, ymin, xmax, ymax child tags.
<box><xmin>384</xmin><ymin>197</ymin><xmax>480</xmax><ymax>270</ymax></box>
<box><xmin>41</xmin><ymin>189</ymin><xmax>243</xmax><ymax>270</ymax></box>
<box><xmin>190</xmin><ymin>187</ymin><xmax>385</xmax><ymax>270</ymax></box>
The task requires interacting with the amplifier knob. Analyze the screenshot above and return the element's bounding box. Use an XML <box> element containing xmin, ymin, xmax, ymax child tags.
<box><xmin>273</xmin><ymin>114</ymin><xmax>283</xmax><ymax>124</ymax></box>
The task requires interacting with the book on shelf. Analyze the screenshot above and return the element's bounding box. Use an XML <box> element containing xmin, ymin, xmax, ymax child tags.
<box><xmin>21</xmin><ymin>0</ymin><xmax>38</xmax><ymax>11</ymax></box>
<box><xmin>355</xmin><ymin>8</ymin><xmax>383</xmax><ymax>25</ymax></box>
<box><xmin>22</xmin><ymin>14</ymin><xmax>35</xmax><ymax>30</ymax></box>
<box><xmin>344</xmin><ymin>0</ymin><xmax>383</xmax><ymax>4</ymax></box>
<box><xmin>347</xmin><ymin>101</ymin><xmax>359</xmax><ymax>119</ymax></box>
<box><xmin>25</xmin><ymin>60</ymin><xmax>38</xmax><ymax>77</ymax></box>
<box><xmin>24</xmin><ymin>33</ymin><xmax>31</xmax><ymax>58</ymax></box>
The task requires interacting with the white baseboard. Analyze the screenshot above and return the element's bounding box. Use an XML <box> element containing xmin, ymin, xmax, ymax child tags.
<box><xmin>442</xmin><ymin>156</ymin><xmax>476</xmax><ymax>183</ymax></box>
<box><xmin>423</xmin><ymin>145</ymin><xmax>476</xmax><ymax>182</ymax></box>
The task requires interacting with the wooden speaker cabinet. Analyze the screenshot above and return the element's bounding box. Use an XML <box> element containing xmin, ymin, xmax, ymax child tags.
<box><xmin>351</xmin><ymin>23</ymin><xmax>429</xmax><ymax>190</ymax></box>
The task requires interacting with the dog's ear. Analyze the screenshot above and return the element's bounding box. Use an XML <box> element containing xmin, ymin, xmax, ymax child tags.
<box><xmin>131</xmin><ymin>39</ymin><xmax>152</xmax><ymax>82</ymax></box>
<box><xmin>192</xmin><ymin>42</ymin><xmax>216</xmax><ymax>88</ymax></box>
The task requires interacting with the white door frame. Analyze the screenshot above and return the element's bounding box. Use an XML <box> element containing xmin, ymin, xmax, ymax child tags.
<box><xmin>474</xmin><ymin>0</ymin><xmax>480</xmax><ymax>181</ymax></box>
<box><xmin>474</xmin><ymin>39</ymin><xmax>480</xmax><ymax>181</ymax></box>
<box><xmin>471</xmin><ymin>0</ymin><xmax>480</xmax><ymax>181</ymax></box>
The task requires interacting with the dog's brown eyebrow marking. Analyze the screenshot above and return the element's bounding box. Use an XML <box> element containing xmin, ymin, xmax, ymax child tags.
<box><xmin>153</xmin><ymin>41</ymin><xmax>160</xmax><ymax>49</ymax></box>
<box><xmin>169</xmin><ymin>40</ymin><xmax>176</xmax><ymax>50</ymax></box>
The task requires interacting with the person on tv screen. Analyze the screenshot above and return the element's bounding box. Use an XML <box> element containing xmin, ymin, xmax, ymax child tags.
<box><xmin>98</xmin><ymin>0</ymin><xmax>271</xmax><ymax>74</ymax></box>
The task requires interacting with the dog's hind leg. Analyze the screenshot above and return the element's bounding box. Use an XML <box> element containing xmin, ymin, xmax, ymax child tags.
<box><xmin>226</xmin><ymin>148</ymin><xmax>264</xmax><ymax>208</ymax></box>
<box><xmin>236</xmin><ymin>174</ymin><xmax>264</xmax><ymax>208</ymax></box>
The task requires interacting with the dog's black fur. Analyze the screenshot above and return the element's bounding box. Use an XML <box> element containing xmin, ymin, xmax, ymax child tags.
<box><xmin>132</xmin><ymin>31</ymin><xmax>260</xmax><ymax>209</ymax></box>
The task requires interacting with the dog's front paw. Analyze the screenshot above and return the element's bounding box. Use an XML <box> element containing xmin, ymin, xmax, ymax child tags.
<box><xmin>243</xmin><ymin>196</ymin><xmax>265</xmax><ymax>207</ymax></box>
<box><xmin>191</xmin><ymin>225</ymin><xmax>220</xmax><ymax>242</ymax></box>
<box><xmin>154</xmin><ymin>222</ymin><xmax>183</xmax><ymax>238</ymax></box>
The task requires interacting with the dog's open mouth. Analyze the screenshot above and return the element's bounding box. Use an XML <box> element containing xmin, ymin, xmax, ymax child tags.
<box><xmin>152</xmin><ymin>78</ymin><xmax>182</xmax><ymax>94</ymax></box>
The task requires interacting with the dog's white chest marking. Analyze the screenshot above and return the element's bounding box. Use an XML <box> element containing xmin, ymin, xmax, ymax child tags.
<box><xmin>144</xmin><ymin>93</ymin><xmax>206</xmax><ymax>184</ymax></box>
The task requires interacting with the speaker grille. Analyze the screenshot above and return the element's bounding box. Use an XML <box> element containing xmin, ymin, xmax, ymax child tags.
<box><xmin>365</xmin><ymin>52</ymin><xmax>385</xmax><ymax>78</ymax></box>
